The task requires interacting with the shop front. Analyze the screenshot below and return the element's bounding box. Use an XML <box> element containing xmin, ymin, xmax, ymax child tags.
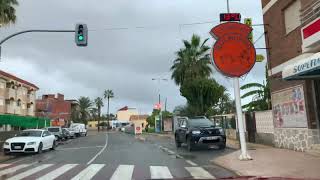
<box><xmin>271</xmin><ymin>52</ymin><xmax>320</xmax><ymax>151</ymax></box>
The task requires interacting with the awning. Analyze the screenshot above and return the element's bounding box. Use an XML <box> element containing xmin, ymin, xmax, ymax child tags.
<box><xmin>0</xmin><ymin>114</ymin><xmax>50</xmax><ymax>128</ymax></box>
<box><xmin>282</xmin><ymin>52</ymin><xmax>320</xmax><ymax>80</ymax></box>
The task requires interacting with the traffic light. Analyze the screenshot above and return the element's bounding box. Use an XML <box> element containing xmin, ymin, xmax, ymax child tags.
<box><xmin>75</xmin><ymin>24</ymin><xmax>88</xmax><ymax>46</ymax></box>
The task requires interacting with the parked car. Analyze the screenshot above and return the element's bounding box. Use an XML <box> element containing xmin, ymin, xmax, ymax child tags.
<box><xmin>175</xmin><ymin>117</ymin><xmax>226</xmax><ymax>151</ymax></box>
<box><xmin>47</xmin><ymin>126</ymin><xmax>66</xmax><ymax>140</ymax></box>
<box><xmin>62</xmin><ymin>128</ymin><xmax>75</xmax><ymax>139</ymax></box>
<box><xmin>70</xmin><ymin>123</ymin><xmax>87</xmax><ymax>137</ymax></box>
<box><xmin>66</xmin><ymin>128</ymin><xmax>77</xmax><ymax>138</ymax></box>
<box><xmin>3</xmin><ymin>129</ymin><xmax>56</xmax><ymax>155</ymax></box>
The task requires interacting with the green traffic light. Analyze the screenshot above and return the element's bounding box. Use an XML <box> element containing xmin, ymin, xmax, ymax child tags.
<box><xmin>78</xmin><ymin>35</ymin><xmax>84</xmax><ymax>41</ymax></box>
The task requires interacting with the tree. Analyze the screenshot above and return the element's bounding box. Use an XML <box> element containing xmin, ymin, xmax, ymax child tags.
<box><xmin>241</xmin><ymin>65</ymin><xmax>271</xmax><ymax>111</ymax></box>
<box><xmin>170</xmin><ymin>34</ymin><xmax>212</xmax><ymax>86</ymax></box>
<box><xmin>180</xmin><ymin>78</ymin><xmax>225</xmax><ymax>116</ymax></box>
<box><xmin>146</xmin><ymin>109</ymin><xmax>160</xmax><ymax>128</ymax></box>
<box><xmin>94</xmin><ymin>97</ymin><xmax>104</xmax><ymax>131</ymax></box>
<box><xmin>77</xmin><ymin>97</ymin><xmax>92</xmax><ymax>125</ymax></box>
<box><xmin>0</xmin><ymin>0</ymin><xmax>18</xmax><ymax>26</ymax></box>
<box><xmin>104</xmin><ymin>89</ymin><xmax>114</xmax><ymax>128</ymax></box>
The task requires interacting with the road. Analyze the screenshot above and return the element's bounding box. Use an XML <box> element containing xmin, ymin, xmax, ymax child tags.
<box><xmin>0</xmin><ymin>131</ymin><xmax>237</xmax><ymax>179</ymax></box>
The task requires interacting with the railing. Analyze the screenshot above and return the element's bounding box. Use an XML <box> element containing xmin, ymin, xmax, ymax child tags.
<box><xmin>300</xmin><ymin>1</ymin><xmax>320</xmax><ymax>25</ymax></box>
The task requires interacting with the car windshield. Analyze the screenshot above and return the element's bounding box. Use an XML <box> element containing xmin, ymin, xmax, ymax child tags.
<box><xmin>189</xmin><ymin>119</ymin><xmax>214</xmax><ymax>128</ymax></box>
<box><xmin>17</xmin><ymin>131</ymin><xmax>42</xmax><ymax>137</ymax></box>
<box><xmin>48</xmin><ymin>128</ymin><xmax>60</xmax><ymax>132</ymax></box>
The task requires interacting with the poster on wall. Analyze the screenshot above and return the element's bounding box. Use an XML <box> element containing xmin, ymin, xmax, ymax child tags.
<box><xmin>272</xmin><ymin>85</ymin><xmax>307</xmax><ymax>128</ymax></box>
<box><xmin>163</xmin><ymin>118</ymin><xmax>173</xmax><ymax>132</ymax></box>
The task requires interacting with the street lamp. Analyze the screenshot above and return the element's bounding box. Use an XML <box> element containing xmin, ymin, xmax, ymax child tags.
<box><xmin>152</xmin><ymin>77</ymin><xmax>168</xmax><ymax>132</ymax></box>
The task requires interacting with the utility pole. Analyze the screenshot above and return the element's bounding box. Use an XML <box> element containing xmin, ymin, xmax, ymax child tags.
<box><xmin>152</xmin><ymin>78</ymin><xmax>168</xmax><ymax>131</ymax></box>
<box><xmin>226</xmin><ymin>0</ymin><xmax>251</xmax><ymax>160</ymax></box>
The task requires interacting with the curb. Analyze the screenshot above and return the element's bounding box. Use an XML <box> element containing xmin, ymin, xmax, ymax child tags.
<box><xmin>0</xmin><ymin>154</ymin><xmax>15</xmax><ymax>163</ymax></box>
<box><xmin>210</xmin><ymin>159</ymin><xmax>243</xmax><ymax>177</ymax></box>
<box><xmin>144</xmin><ymin>133</ymin><xmax>174</xmax><ymax>139</ymax></box>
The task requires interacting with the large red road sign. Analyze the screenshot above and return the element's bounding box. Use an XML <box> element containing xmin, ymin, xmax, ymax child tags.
<box><xmin>210</xmin><ymin>22</ymin><xmax>256</xmax><ymax>77</ymax></box>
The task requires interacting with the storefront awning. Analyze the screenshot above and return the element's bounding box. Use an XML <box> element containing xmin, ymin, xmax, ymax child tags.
<box><xmin>282</xmin><ymin>52</ymin><xmax>320</xmax><ymax>80</ymax></box>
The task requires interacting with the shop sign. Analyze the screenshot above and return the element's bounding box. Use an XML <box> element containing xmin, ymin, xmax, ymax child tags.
<box><xmin>272</xmin><ymin>85</ymin><xmax>307</xmax><ymax>128</ymax></box>
<box><xmin>210</xmin><ymin>22</ymin><xmax>256</xmax><ymax>77</ymax></box>
<box><xmin>301</xmin><ymin>17</ymin><xmax>320</xmax><ymax>49</ymax></box>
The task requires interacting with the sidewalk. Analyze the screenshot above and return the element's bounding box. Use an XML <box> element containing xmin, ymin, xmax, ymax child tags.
<box><xmin>212</xmin><ymin>139</ymin><xmax>320</xmax><ymax>179</ymax></box>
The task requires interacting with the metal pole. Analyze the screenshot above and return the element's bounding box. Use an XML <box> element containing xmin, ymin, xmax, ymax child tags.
<box><xmin>226</xmin><ymin>0</ymin><xmax>251</xmax><ymax>160</ymax></box>
<box><xmin>0</xmin><ymin>29</ymin><xmax>75</xmax><ymax>59</ymax></box>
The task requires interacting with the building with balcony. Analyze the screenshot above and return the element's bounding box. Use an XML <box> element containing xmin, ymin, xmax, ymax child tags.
<box><xmin>262</xmin><ymin>0</ymin><xmax>320</xmax><ymax>151</ymax></box>
<box><xmin>35</xmin><ymin>94</ymin><xmax>72</xmax><ymax>127</ymax></box>
<box><xmin>0</xmin><ymin>70</ymin><xmax>38</xmax><ymax>117</ymax></box>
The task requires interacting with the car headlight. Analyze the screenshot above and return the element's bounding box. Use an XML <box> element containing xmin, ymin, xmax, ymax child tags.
<box><xmin>218</xmin><ymin>128</ymin><xmax>224</xmax><ymax>134</ymax></box>
<box><xmin>192</xmin><ymin>130</ymin><xmax>201</xmax><ymax>135</ymax></box>
<box><xmin>27</xmin><ymin>142</ymin><xmax>36</xmax><ymax>145</ymax></box>
<box><xmin>4</xmin><ymin>142</ymin><xmax>9</xmax><ymax>145</ymax></box>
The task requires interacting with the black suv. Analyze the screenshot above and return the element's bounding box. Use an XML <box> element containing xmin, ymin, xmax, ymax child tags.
<box><xmin>175</xmin><ymin>118</ymin><xmax>226</xmax><ymax>151</ymax></box>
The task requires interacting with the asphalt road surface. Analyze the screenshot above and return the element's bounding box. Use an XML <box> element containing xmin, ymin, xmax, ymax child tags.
<box><xmin>0</xmin><ymin>131</ymin><xmax>237</xmax><ymax>179</ymax></box>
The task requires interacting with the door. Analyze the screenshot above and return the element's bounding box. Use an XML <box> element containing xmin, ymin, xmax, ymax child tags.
<box><xmin>42</xmin><ymin>131</ymin><xmax>51</xmax><ymax>149</ymax></box>
<box><xmin>245</xmin><ymin>112</ymin><xmax>256</xmax><ymax>143</ymax></box>
<box><xmin>179</xmin><ymin>120</ymin><xmax>187</xmax><ymax>143</ymax></box>
<box><xmin>313</xmin><ymin>80</ymin><xmax>320</xmax><ymax>131</ymax></box>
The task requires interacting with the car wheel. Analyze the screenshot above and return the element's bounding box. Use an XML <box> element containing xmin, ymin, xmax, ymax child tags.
<box><xmin>219</xmin><ymin>143</ymin><xmax>226</xmax><ymax>150</ymax></box>
<box><xmin>175</xmin><ymin>135</ymin><xmax>181</xmax><ymax>148</ymax></box>
<box><xmin>38</xmin><ymin>142</ymin><xmax>43</xmax><ymax>154</ymax></box>
<box><xmin>50</xmin><ymin>141</ymin><xmax>56</xmax><ymax>150</ymax></box>
<box><xmin>187</xmin><ymin>137</ymin><xmax>194</xmax><ymax>151</ymax></box>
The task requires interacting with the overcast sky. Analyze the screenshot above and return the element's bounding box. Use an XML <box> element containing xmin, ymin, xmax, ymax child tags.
<box><xmin>0</xmin><ymin>0</ymin><xmax>267</xmax><ymax>115</ymax></box>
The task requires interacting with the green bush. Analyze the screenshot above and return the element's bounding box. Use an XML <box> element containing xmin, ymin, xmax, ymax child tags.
<box><xmin>147</xmin><ymin>127</ymin><xmax>155</xmax><ymax>133</ymax></box>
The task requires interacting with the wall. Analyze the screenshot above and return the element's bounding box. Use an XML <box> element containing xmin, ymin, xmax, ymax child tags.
<box><xmin>274</xmin><ymin>128</ymin><xmax>319</xmax><ymax>151</ymax></box>
<box><xmin>254</xmin><ymin>110</ymin><xmax>275</xmax><ymax>146</ymax></box>
<box><xmin>0</xmin><ymin>131</ymin><xmax>18</xmax><ymax>151</ymax></box>
<box><xmin>117</xmin><ymin>109</ymin><xmax>138</xmax><ymax>121</ymax></box>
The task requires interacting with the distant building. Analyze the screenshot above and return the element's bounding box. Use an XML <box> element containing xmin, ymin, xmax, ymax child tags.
<box><xmin>0</xmin><ymin>70</ymin><xmax>38</xmax><ymax>116</ymax></box>
<box><xmin>262</xmin><ymin>0</ymin><xmax>320</xmax><ymax>151</ymax></box>
<box><xmin>35</xmin><ymin>94</ymin><xmax>71</xmax><ymax>127</ymax></box>
<box><xmin>116</xmin><ymin>106</ymin><xmax>138</xmax><ymax>121</ymax></box>
<box><xmin>129</xmin><ymin>115</ymin><xmax>149</xmax><ymax>130</ymax></box>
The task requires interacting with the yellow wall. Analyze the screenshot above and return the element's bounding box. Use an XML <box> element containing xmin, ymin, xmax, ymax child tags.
<box><xmin>131</xmin><ymin>120</ymin><xmax>147</xmax><ymax>130</ymax></box>
<box><xmin>117</xmin><ymin>109</ymin><xmax>138</xmax><ymax>121</ymax></box>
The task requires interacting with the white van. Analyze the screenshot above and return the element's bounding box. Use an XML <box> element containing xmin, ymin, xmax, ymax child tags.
<box><xmin>70</xmin><ymin>123</ymin><xmax>87</xmax><ymax>137</ymax></box>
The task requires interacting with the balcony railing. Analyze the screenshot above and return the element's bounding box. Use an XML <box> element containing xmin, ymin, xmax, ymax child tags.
<box><xmin>300</xmin><ymin>1</ymin><xmax>320</xmax><ymax>25</ymax></box>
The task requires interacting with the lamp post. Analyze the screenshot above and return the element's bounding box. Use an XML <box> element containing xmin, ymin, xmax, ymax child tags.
<box><xmin>152</xmin><ymin>78</ymin><xmax>168</xmax><ymax>131</ymax></box>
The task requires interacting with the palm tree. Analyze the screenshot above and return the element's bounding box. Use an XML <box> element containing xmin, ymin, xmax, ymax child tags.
<box><xmin>104</xmin><ymin>89</ymin><xmax>114</xmax><ymax>128</ymax></box>
<box><xmin>0</xmin><ymin>0</ymin><xmax>19</xmax><ymax>26</ymax></box>
<box><xmin>240</xmin><ymin>82</ymin><xmax>271</xmax><ymax>111</ymax></box>
<box><xmin>77</xmin><ymin>97</ymin><xmax>92</xmax><ymax>125</ymax></box>
<box><xmin>94</xmin><ymin>97</ymin><xmax>104</xmax><ymax>131</ymax></box>
<box><xmin>170</xmin><ymin>34</ymin><xmax>212</xmax><ymax>86</ymax></box>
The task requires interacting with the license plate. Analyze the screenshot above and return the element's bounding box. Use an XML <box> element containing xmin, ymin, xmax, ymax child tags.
<box><xmin>207</xmin><ymin>136</ymin><xmax>218</xmax><ymax>140</ymax></box>
<box><xmin>14</xmin><ymin>146</ymin><xmax>21</xmax><ymax>149</ymax></box>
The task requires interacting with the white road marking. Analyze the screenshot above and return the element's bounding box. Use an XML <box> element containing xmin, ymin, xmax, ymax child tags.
<box><xmin>87</xmin><ymin>133</ymin><xmax>108</xmax><ymax>164</ymax></box>
<box><xmin>7</xmin><ymin>164</ymin><xmax>53</xmax><ymax>180</ymax></box>
<box><xmin>167</xmin><ymin>150</ymin><xmax>175</xmax><ymax>155</ymax></box>
<box><xmin>150</xmin><ymin>166</ymin><xmax>173</xmax><ymax>179</ymax></box>
<box><xmin>37</xmin><ymin>164</ymin><xmax>78</xmax><ymax>180</ymax></box>
<box><xmin>0</xmin><ymin>164</ymin><xmax>31</xmax><ymax>176</ymax></box>
<box><xmin>57</xmin><ymin>146</ymin><xmax>104</xmax><ymax>151</ymax></box>
<box><xmin>110</xmin><ymin>165</ymin><xmax>134</xmax><ymax>180</ymax></box>
<box><xmin>0</xmin><ymin>164</ymin><xmax>11</xmax><ymax>168</ymax></box>
<box><xmin>185</xmin><ymin>167</ymin><xmax>215</xmax><ymax>179</ymax></box>
<box><xmin>185</xmin><ymin>160</ymin><xmax>198</xmax><ymax>166</ymax></box>
<box><xmin>71</xmin><ymin>164</ymin><xmax>105</xmax><ymax>180</ymax></box>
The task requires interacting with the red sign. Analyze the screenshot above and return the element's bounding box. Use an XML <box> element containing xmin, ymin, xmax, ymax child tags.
<box><xmin>210</xmin><ymin>22</ymin><xmax>256</xmax><ymax>77</ymax></box>
<box><xmin>154</xmin><ymin>103</ymin><xmax>161</xmax><ymax>110</ymax></box>
<box><xmin>302</xmin><ymin>18</ymin><xmax>320</xmax><ymax>39</ymax></box>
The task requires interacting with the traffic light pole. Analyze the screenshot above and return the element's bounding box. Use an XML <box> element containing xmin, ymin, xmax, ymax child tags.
<box><xmin>0</xmin><ymin>29</ymin><xmax>75</xmax><ymax>60</ymax></box>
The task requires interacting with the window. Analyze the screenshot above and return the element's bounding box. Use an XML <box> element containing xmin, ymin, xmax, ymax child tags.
<box><xmin>17</xmin><ymin>100</ymin><xmax>21</xmax><ymax>107</ymax></box>
<box><xmin>5</xmin><ymin>99</ymin><xmax>10</xmax><ymax>105</ymax></box>
<box><xmin>180</xmin><ymin>120</ymin><xmax>187</xmax><ymax>127</ymax></box>
<box><xmin>284</xmin><ymin>0</ymin><xmax>301</xmax><ymax>34</ymax></box>
<box><xmin>89</xmin><ymin>124</ymin><xmax>92</xmax><ymax>127</ymax></box>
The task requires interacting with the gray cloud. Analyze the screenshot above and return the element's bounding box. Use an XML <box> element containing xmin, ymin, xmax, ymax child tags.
<box><xmin>0</xmin><ymin>0</ymin><xmax>266</xmax><ymax>114</ymax></box>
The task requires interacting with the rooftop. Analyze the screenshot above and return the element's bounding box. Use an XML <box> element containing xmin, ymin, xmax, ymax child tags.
<box><xmin>0</xmin><ymin>70</ymin><xmax>39</xmax><ymax>90</ymax></box>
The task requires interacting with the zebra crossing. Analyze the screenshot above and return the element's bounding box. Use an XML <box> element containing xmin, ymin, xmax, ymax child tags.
<box><xmin>0</xmin><ymin>163</ymin><xmax>216</xmax><ymax>180</ymax></box>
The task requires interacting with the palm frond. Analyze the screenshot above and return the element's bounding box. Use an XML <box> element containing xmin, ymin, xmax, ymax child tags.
<box><xmin>241</xmin><ymin>90</ymin><xmax>264</xmax><ymax>99</ymax></box>
<box><xmin>240</xmin><ymin>83</ymin><xmax>264</xmax><ymax>90</ymax></box>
